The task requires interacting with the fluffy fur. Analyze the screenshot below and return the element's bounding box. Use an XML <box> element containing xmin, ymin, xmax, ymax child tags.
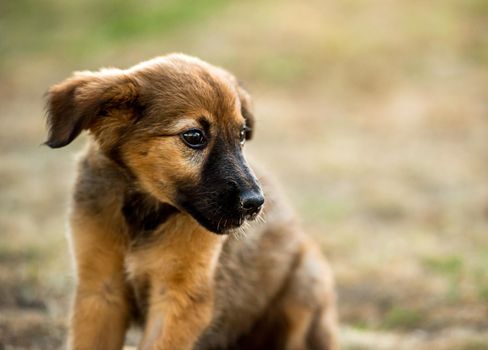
<box><xmin>45</xmin><ymin>54</ymin><xmax>338</xmax><ymax>350</ymax></box>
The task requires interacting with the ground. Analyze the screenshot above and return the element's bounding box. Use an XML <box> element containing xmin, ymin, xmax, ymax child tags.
<box><xmin>0</xmin><ymin>0</ymin><xmax>487</xmax><ymax>349</ymax></box>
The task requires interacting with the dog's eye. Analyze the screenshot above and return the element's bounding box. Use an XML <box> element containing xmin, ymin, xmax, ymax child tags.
<box><xmin>240</xmin><ymin>126</ymin><xmax>252</xmax><ymax>145</ymax></box>
<box><xmin>181</xmin><ymin>129</ymin><xmax>207</xmax><ymax>149</ymax></box>
<box><xmin>239</xmin><ymin>129</ymin><xmax>246</xmax><ymax>145</ymax></box>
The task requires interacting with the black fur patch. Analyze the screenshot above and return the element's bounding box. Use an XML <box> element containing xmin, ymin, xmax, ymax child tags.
<box><xmin>122</xmin><ymin>191</ymin><xmax>178</xmax><ymax>237</ymax></box>
<box><xmin>175</xmin><ymin>135</ymin><xmax>263</xmax><ymax>234</ymax></box>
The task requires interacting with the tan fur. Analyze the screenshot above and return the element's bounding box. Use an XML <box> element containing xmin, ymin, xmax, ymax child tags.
<box><xmin>127</xmin><ymin>216</ymin><xmax>224</xmax><ymax>350</ymax></box>
<box><xmin>45</xmin><ymin>54</ymin><xmax>338</xmax><ymax>350</ymax></box>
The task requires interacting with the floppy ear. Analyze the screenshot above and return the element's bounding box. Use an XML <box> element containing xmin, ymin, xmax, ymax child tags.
<box><xmin>236</xmin><ymin>82</ymin><xmax>255</xmax><ymax>140</ymax></box>
<box><xmin>44</xmin><ymin>70</ymin><xmax>139</xmax><ymax>148</ymax></box>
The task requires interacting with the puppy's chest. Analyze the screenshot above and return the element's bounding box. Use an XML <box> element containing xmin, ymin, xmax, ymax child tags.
<box><xmin>121</xmin><ymin>192</ymin><xmax>226</xmax><ymax>284</ymax></box>
<box><xmin>123</xmin><ymin>218</ymin><xmax>226</xmax><ymax>325</ymax></box>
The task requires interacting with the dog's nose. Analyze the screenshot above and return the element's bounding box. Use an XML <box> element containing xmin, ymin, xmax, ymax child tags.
<box><xmin>239</xmin><ymin>191</ymin><xmax>264</xmax><ymax>216</ymax></box>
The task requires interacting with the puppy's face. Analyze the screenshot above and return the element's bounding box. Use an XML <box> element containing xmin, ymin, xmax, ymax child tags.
<box><xmin>45</xmin><ymin>54</ymin><xmax>263</xmax><ymax>233</ymax></box>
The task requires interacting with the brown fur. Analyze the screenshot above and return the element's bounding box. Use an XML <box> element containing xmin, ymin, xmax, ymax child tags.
<box><xmin>45</xmin><ymin>54</ymin><xmax>338</xmax><ymax>350</ymax></box>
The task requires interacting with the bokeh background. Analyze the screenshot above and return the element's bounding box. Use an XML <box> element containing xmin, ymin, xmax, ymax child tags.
<box><xmin>1</xmin><ymin>0</ymin><xmax>487</xmax><ymax>349</ymax></box>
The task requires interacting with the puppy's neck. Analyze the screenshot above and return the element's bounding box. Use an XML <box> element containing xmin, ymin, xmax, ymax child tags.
<box><xmin>122</xmin><ymin>190</ymin><xmax>179</xmax><ymax>235</ymax></box>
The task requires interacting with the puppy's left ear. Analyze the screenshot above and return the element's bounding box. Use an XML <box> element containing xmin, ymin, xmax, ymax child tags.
<box><xmin>44</xmin><ymin>70</ymin><xmax>139</xmax><ymax>148</ymax></box>
<box><xmin>237</xmin><ymin>83</ymin><xmax>255</xmax><ymax>140</ymax></box>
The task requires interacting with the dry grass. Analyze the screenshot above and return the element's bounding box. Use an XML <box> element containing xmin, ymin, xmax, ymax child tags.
<box><xmin>0</xmin><ymin>0</ymin><xmax>487</xmax><ymax>348</ymax></box>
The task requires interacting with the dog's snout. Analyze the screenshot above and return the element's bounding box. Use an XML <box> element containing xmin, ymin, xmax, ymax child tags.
<box><xmin>239</xmin><ymin>190</ymin><xmax>264</xmax><ymax>215</ymax></box>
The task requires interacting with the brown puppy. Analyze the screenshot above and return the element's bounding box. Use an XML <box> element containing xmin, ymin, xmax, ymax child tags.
<box><xmin>44</xmin><ymin>54</ymin><xmax>338</xmax><ymax>350</ymax></box>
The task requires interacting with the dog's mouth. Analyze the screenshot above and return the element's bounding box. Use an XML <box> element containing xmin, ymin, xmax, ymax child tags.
<box><xmin>210</xmin><ymin>216</ymin><xmax>245</xmax><ymax>234</ymax></box>
<box><xmin>180</xmin><ymin>201</ymin><xmax>262</xmax><ymax>234</ymax></box>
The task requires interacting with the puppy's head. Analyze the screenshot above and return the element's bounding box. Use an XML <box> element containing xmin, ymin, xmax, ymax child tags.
<box><xmin>45</xmin><ymin>54</ymin><xmax>263</xmax><ymax>234</ymax></box>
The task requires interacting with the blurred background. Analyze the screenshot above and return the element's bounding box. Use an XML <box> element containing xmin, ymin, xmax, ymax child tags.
<box><xmin>0</xmin><ymin>0</ymin><xmax>487</xmax><ymax>349</ymax></box>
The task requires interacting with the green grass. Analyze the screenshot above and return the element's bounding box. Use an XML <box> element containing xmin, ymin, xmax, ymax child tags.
<box><xmin>0</xmin><ymin>0</ymin><xmax>228</xmax><ymax>63</ymax></box>
<box><xmin>423</xmin><ymin>255</ymin><xmax>464</xmax><ymax>300</ymax></box>
<box><xmin>256</xmin><ymin>53</ymin><xmax>308</xmax><ymax>84</ymax></box>
<box><xmin>382</xmin><ymin>307</ymin><xmax>423</xmax><ymax>330</ymax></box>
<box><xmin>423</xmin><ymin>255</ymin><xmax>463</xmax><ymax>278</ymax></box>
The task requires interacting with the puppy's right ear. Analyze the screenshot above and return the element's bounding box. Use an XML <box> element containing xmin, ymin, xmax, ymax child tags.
<box><xmin>44</xmin><ymin>70</ymin><xmax>138</xmax><ymax>148</ymax></box>
<box><xmin>237</xmin><ymin>83</ymin><xmax>255</xmax><ymax>140</ymax></box>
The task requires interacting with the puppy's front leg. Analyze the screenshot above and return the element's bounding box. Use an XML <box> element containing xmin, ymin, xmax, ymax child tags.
<box><xmin>131</xmin><ymin>223</ymin><xmax>223</xmax><ymax>350</ymax></box>
<box><xmin>69</xmin><ymin>215</ymin><xmax>130</xmax><ymax>350</ymax></box>
<box><xmin>139</xmin><ymin>282</ymin><xmax>213</xmax><ymax>350</ymax></box>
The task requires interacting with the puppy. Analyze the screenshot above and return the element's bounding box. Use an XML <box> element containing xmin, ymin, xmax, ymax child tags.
<box><xmin>44</xmin><ymin>54</ymin><xmax>338</xmax><ymax>350</ymax></box>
